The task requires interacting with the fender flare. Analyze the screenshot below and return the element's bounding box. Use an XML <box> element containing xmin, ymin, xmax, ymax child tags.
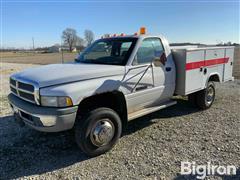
<box><xmin>77</xmin><ymin>90</ymin><xmax>128</xmax><ymax>129</ymax></box>
<box><xmin>205</xmin><ymin>73</ymin><xmax>221</xmax><ymax>88</ymax></box>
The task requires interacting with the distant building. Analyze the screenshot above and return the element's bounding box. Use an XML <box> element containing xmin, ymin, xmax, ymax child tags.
<box><xmin>60</xmin><ymin>47</ymin><xmax>77</xmax><ymax>52</ymax></box>
<box><xmin>48</xmin><ymin>45</ymin><xmax>61</xmax><ymax>53</ymax></box>
<box><xmin>48</xmin><ymin>45</ymin><xmax>77</xmax><ymax>53</ymax></box>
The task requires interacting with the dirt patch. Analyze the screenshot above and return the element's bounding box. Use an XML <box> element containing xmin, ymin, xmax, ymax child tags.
<box><xmin>1</xmin><ymin>52</ymin><xmax>77</xmax><ymax>64</ymax></box>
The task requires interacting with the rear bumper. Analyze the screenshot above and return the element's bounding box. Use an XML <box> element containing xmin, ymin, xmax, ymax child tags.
<box><xmin>8</xmin><ymin>93</ymin><xmax>78</xmax><ymax>132</ymax></box>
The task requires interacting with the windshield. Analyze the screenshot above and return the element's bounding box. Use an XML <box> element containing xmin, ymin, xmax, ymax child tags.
<box><xmin>76</xmin><ymin>37</ymin><xmax>138</xmax><ymax>65</ymax></box>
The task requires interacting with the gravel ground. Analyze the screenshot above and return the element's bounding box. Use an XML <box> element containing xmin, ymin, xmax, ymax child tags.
<box><xmin>0</xmin><ymin>63</ymin><xmax>240</xmax><ymax>179</ymax></box>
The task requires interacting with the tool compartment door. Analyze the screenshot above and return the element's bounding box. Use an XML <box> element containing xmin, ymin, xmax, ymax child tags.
<box><xmin>224</xmin><ymin>48</ymin><xmax>234</xmax><ymax>81</ymax></box>
<box><xmin>204</xmin><ymin>49</ymin><xmax>225</xmax><ymax>83</ymax></box>
<box><xmin>185</xmin><ymin>50</ymin><xmax>205</xmax><ymax>94</ymax></box>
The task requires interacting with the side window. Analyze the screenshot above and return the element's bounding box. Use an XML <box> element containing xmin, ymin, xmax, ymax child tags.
<box><xmin>134</xmin><ymin>38</ymin><xmax>164</xmax><ymax>65</ymax></box>
<box><xmin>120</xmin><ymin>42</ymin><xmax>132</xmax><ymax>57</ymax></box>
<box><xmin>136</xmin><ymin>39</ymin><xmax>155</xmax><ymax>64</ymax></box>
<box><xmin>152</xmin><ymin>38</ymin><xmax>164</xmax><ymax>57</ymax></box>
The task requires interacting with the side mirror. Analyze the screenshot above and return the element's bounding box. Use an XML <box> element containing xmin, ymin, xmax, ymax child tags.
<box><xmin>74</xmin><ymin>53</ymin><xmax>82</xmax><ymax>62</ymax></box>
<box><xmin>153</xmin><ymin>57</ymin><xmax>161</xmax><ymax>67</ymax></box>
<box><xmin>153</xmin><ymin>52</ymin><xmax>167</xmax><ymax>66</ymax></box>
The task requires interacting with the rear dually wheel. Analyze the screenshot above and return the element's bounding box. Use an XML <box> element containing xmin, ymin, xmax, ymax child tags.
<box><xmin>196</xmin><ymin>81</ymin><xmax>216</xmax><ymax>110</ymax></box>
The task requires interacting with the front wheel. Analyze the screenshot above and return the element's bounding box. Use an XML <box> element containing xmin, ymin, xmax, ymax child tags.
<box><xmin>196</xmin><ymin>81</ymin><xmax>216</xmax><ymax>110</ymax></box>
<box><xmin>75</xmin><ymin>107</ymin><xmax>122</xmax><ymax>157</ymax></box>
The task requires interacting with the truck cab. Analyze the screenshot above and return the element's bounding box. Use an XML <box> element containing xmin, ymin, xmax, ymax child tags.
<box><xmin>8</xmin><ymin>28</ymin><xmax>234</xmax><ymax>156</ymax></box>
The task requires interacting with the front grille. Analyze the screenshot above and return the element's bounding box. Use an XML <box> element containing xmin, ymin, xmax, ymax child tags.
<box><xmin>10</xmin><ymin>86</ymin><xmax>17</xmax><ymax>94</ymax></box>
<box><xmin>18</xmin><ymin>91</ymin><xmax>35</xmax><ymax>101</ymax></box>
<box><xmin>10</xmin><ymin>77</ymin><xmax>37</xmax><ymax>104</ymax></box>
<box><xmin>18</xmin><ymin>82</ymin><xmax>34</xmax><ymax>92</ymax></box>
<box><xmin>10</xmin><ymin>79</ymin><xmax>16</xmax><ymax>86</ymax></box>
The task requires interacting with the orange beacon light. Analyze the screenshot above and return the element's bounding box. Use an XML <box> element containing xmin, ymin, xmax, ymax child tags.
<box><xmin>140</xmin><ymin>27</ymin><xmax>146</xmax><ymax>35</ymax></box>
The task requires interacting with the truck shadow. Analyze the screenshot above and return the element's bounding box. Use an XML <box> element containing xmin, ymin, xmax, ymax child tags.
<box><xmin>0</xmin><ymin>115</ymin><xmax>88</xmax><ymax>179</ymax></box>
<box><xmin>0</xmin><ymin>99</ymin><xmax>199</xmax><ymax>179</ymax></box>
<box><xmin>125</xmin><ymin>98</ymin><xmax>199</xmax><ymax>136</ymax></box>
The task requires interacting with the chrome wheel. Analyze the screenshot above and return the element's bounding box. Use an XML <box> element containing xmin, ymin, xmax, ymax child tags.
<box><xmin>206</xmin><ymin>86</ymin><xmax>214</xmax><ymax>105</ymax></box>
<box><xmin>90</xmin><ymin>119</ymin><xmax>115</xmax><ymax>147</ymax></box>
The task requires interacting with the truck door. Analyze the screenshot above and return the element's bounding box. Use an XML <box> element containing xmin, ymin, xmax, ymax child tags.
<box><xmin>151</xmin><ymin>38</ymin><xmax>175</xmax><ymax>102</ymax></box>
<box><xmin>124</xmin><ymin>38</ymin><xmax>174</xmax><ymax>112</ymax></box>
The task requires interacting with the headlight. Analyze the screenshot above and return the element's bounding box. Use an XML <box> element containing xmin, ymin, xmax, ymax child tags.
<box><xmin>40</xmin><ymin>96</ymin><xmax>73</xmax><ymax>107</ymax></box>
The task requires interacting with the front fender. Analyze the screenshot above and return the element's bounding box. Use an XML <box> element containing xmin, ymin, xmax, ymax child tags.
<box><xmin>40</xmin><ymin>75</ymin><xmax>125</xmax><ymax>105</ymax></box>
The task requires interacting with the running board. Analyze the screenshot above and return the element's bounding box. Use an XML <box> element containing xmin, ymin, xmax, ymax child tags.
<box><xmin>128</xmin><ymin>100</ymin><xmax>177</xmax><ymax>121</ymax></box>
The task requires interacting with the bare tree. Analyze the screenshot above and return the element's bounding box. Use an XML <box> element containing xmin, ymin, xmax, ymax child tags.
<box><xmin>76</xmin><ymin>36</ymin><xmax>85</xmax><ymax>47</ymax></box>
<box><xmin>84</xmin><ymin>29</ymin><xmax>95</xmax><ymax>46</ymax></box>
<box><xmin>62</xmin><ymin>28</ymin><xmax>78</xmax><ymax>52</ymax></box>
<box><xmin>76</xmin><ymin>36</ymin><xmax>85</xmax><ymax>52</ymax></box>
<box><xmin>226</xmin><ymin>41</ymin><xmax>232</xmax><ymax>46</ymax></box>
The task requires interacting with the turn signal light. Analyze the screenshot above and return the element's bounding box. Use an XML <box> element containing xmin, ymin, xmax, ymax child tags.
<box><xmin>66</xmin><ymin>97</ymin><xmax>73</xmax><ymax>106</ymax></box>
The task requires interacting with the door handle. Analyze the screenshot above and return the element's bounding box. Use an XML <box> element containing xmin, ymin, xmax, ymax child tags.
<box><xmin>136</xmin><ymin>85</ymin><xmax>148</xmax><ymax>91</ymax></box>
<box><xmin>204</xmin><ymin>68</ymin><xmax>207</xmax><ymax>75</ymax></box>
<box><xmin>165</xmin><ymin>67</ymin><xmax>171</xmax><ymax>72</ymax></box>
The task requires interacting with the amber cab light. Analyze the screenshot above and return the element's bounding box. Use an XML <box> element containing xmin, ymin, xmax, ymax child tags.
<box><xmin>140</xmin><ymin>27</ymin><xmax>146</xmax><ymax>35</ymax></box>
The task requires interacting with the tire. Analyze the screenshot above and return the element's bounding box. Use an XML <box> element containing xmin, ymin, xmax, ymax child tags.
<box><xmin>196</xmin><ymin>81</ymin><xmax>215</xmax><ymax>110</ymax></box>
<box><xmin>75</xmin><ymin>107</ymin><xmax>122</xmax><ymax>157</ymax></box>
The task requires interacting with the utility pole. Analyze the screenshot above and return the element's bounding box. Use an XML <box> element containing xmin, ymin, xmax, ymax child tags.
<box><xmin>61</xmin><ymin>38</ymin><xmax>64</xmax><ymax>63</ymax></box>
<box><xmin>32</xmin><ymin>37</ymin><xmax>35</xmax><ymax>51</ymax></box>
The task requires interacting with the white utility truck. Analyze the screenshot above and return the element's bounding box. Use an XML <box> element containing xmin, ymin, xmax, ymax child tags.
<box><xmin>8</xmin><ymin>28</ymin><xmax>234</xmax><ymax>156</ymax></box>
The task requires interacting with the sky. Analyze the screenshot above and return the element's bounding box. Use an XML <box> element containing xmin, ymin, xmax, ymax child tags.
<box><xmin>1</xmin><ymin>0</ymin><xmax>239</xmax><ymax>48</ymax></box>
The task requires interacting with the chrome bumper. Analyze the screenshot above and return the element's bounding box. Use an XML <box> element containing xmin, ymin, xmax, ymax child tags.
<box><xmin>8</xmin><ymin>94</ymin><xmax>78</xmax><ymax>132</ymax></box>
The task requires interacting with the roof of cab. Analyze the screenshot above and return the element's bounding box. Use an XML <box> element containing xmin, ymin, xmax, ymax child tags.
<box><xmin>101</xmin><ymin>34</ymin><xmax>166</xmax><ymax>40</ymax></box>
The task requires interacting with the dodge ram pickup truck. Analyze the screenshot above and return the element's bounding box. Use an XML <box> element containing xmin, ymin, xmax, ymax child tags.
<box><xmin>8</xmin><ymin>28</ymin><xmax>234</xmax><ymax>156</ymax></box>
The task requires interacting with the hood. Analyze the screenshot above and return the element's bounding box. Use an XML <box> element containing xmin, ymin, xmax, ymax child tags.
<box><xmin>12</xmin><ymin>63</ymin><xmax>125</xmax><ymax>87</ymax></box>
